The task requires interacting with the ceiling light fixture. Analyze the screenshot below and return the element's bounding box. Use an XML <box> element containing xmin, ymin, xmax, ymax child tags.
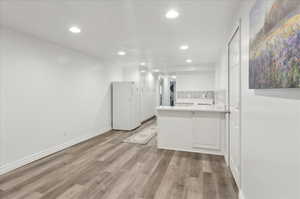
<box><xmin>140</xmin><ymin>62</ymin><xmax>146</xmax><ymax>66</ymax></box>
<box><xmin>180</xmin><ymin>45</ymin><xmax>189</xmax><ymax>50</ymax></box>
<box><xmin>171</xmin><ymin>75</ymin><xmax>177</xmax><ymax>79</ymax></box>
<box><xmin>186</xmin><ymin>59</ymin><xmax>192</xmax><ymax>63</ymax></box>
<box><xmin>165</xmin><ymin>9</ymin><xmax>179</xmax><ymax>19</ymax></box>
<box><xmin>117</xmin><ymin>51</ymin><xmax>126</xmax><ymax>56</ymax></box>
<box><xmin>140</xmin><ymin>70</ymin><xmax>146</xmax><ymax>73</ymax></box>
<box><xmin>69</xmin><ymin>26</ymin><xmax>81</xmax><ymax>34</ymax></box>
<box><xmin>153</xmin><ymin>69</ymin><xmax>160</xmax><ymax>73</ymax></box>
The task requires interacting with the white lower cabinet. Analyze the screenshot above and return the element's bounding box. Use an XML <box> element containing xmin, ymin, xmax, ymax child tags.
<box><xmin>157</xmin><ymin>111</ymin><xmax>193</xmax><ymax>150</ymax></box>
<box><xmin>157</xmin><ymin>110</ymin><xmax>225</xmax><ymax>155</ymax></box>
<box><xmin>192</xmin><ymin>112</ymin><xmax>221</xmax><ymax>151</ymax></box>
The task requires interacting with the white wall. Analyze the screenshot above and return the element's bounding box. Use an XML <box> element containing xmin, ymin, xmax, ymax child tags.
<box><xmin>215</xmin><ymin>1</ymin><xmax>300</xmax><ymax>198</ymax></box>
<box><xmin>140</xmin><ymin>72</ymin><xmax>157</xmax><ymax>121</ymax></box>
<box><xmin>122</xmin><ymin>65</ymin><xmax>140</xmax><ymax>83</ymax></box>
<box><xmin>0</xmin><ymin>27</ymin><xmax>122</xmax><ymax>173</ymax></box>
<box><xmin>107</xmin><ymin>64</ymin><xmax>123</xmax><ymax>82</ymax></box>
<box><xmin>215</xmin><ymin>49</ymin><xmax>228</xmax><ymax>105</ymax></box>
<box><xmin>176</xmin><ymin>71</ymin><xmax>215</xmax><ymax>91</ymax></box>
<box><xmin>160</xmin><ymin>76</ymin><xmax>171</xmax><ymax>106</ymax></box>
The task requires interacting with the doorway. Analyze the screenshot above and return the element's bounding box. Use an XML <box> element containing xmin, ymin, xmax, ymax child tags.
<box><xmin>228</xmin><ymin>22</ymin><xmax>242</xmax><ymax>188</ymax></box>
<box><xmin>159</xmin><ymin>76</ymin><xmax>176</xmax><ymax>106</ymax></box>
<box><xmin>159</xmin><ymin>78</ymin><xmax>164</xmax><ymax>106</ymax></box>
<box><xmin>170</xmin><ymin>80</ymin><xmax>176</xmax><ymax>106</ymax></box>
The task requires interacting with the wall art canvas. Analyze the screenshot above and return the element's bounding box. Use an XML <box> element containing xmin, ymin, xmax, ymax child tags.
<box><xmin>249</xmin><ymin>0</ymin><xmax>300</xmax><ymax>89</ymax></box>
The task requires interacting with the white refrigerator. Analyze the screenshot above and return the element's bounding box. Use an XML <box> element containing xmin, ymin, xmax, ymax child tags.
<box><xmin>112</xmin><ymin>81</ymin><xmax>141</xmax><ymax>130</ymax></box>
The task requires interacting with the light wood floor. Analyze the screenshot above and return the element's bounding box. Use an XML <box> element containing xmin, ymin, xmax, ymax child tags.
<box><xmin>0</xmin><ymin>120</ymin><xmax>238</xmax><ymax>199</ymax></box>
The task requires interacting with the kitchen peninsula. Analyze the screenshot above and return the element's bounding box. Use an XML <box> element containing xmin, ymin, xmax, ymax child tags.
<box><xmin>156</xmin><ymin>105</ymin><xmax>228</xmax><ymax>155</ymax></box>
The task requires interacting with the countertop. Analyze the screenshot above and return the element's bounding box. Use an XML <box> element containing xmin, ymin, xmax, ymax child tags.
<box><xmin>156</xmin><ymin>105</ymin><xmax>229</xmax><ymax>113</ymax></box>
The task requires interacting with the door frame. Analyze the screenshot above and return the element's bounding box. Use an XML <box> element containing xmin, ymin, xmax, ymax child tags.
<box><xmin>227</xmin><ymin>19</ymin><xmax>242</xmax><ymax>188</ymax></box>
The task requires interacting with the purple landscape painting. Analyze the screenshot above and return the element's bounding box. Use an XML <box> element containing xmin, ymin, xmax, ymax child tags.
<box><xmin>249</xmin><ymin>0</ymin><xmax>300</xmax><ymax>89</ymax></box>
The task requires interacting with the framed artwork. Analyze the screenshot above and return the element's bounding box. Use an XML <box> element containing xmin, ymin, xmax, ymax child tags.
<box><xmin>249</xmin><ymin>0</ymin><xmax>300</xmax><ymax>89</ymax></box>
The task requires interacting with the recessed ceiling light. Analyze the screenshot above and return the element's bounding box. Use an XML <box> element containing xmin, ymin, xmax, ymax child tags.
<box><xmin>140</xmin><ymin>62</ymin><xmax>146</xmax><ymax>66</ymax></box>
<box><xmin>69</xmin><ymin>26</ymin><xmax>81</xmax><ymax>34</ymax></box>
<box><xmin>153</xmin><ymin>69</ymin><xmax>160</xmax><ymax>73</ymax></box>
<box><xmin>180</xmin><ymin>45</ymin><xmax>189</xmax><ymax>50</ymax></box>
<box><xmin>186</xmin><ymin>59</ymin><xmax>192</xmax><ymax>63</ymax></box>
<box><xmin>165</xmin><ymin>9</ymin><xmax>179</xmax><ymax>19</ymax></box>
<box><xmin>140</xmin><ymin>70</ymin><xmax>146</xmax><ymax>73</ymax></box>
<box><xmin>171</xmin><ymin>75</ymin><xmax>177</xmax><ymax>79</ymax></box>
<box><xmin>117</xmin><ymin>51</ymin><xmax>126</xmax><ymax>56</ymax></box>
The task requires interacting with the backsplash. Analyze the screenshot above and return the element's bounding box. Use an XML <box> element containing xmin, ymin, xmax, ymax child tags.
<box><xmin>176</xmin><ymin>90</ymin><xmax>215</xmax><ymax>105</ymax></box>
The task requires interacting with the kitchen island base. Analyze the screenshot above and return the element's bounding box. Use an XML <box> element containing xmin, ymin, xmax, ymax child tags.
<box><xmin>157</xmin><ymin>106</ymin><xmax>227</xmax><ymax>156</ymax></box>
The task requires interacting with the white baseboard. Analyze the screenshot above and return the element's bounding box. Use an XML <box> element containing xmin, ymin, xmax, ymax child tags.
<box><xmin>157</xmin><ymin>145</ymin><xmax>224</xmax><ymax>156</ymax></box>
<box><xmin>239</xmin><ymin>190</ymin><xmax>245</xmax><ymax>199</ymax></box>
<box><xmin>224</xmin><ymin>153</ymin><xmax>229</xmax><ymax>166</ymax></box>
<box><xmin>0</xmin><ymin>127</ymin><xmax>111</xmax><ymax>175</ymax></box>
<box><xmin>141</xmin><ymin>115</ymin><xmax>156</xmax><ymax>123</ymax></box>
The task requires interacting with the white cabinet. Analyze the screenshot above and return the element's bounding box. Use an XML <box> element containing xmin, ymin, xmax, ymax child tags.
<box><xmin>192</xmin><ymin>112</ymin><xmax>221</xmax><ymax>151</ymax></box>
<box><xmin>157</xmin><ymin>109</ymin><xmax>226</xmax><ymax>155</ymax></box>
<box><xmin>157</xmin><ymin>111</ymin><xmax>193</xmax><ymax>149</ymax></box>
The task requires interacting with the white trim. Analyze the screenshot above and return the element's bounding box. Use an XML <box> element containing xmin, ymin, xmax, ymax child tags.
<box><xmin>239</xmin><ymin>190</ymin><xmax>245</xmax><ymax>199</ymax></box>
<box><xmin>224</xmin><ymin>153</ymin><xmax>229</xmax><ymax>166</ymax></box>
<box><xmin>0</xmin><ymin>127</ymin><xmax>111</xmax><ymax>175</ymax></box>
<box><xmin>157</xmin><ymin>146</ymin><xmax>224</xmax><ymax>156</ymax></box>
<box><xmin>141</xmin><ymin>115</ymin><xmax>156</xmax><ymax>124</ymax></box>
<box><xmin>228</xmin><ymin>19</ymin><xmax>242</xmax><ymax>189</ymax></box>
<box><xmin>0</xmin><ymin>127</ymin><xmax>3</xmax><ymax>167</ymax></box>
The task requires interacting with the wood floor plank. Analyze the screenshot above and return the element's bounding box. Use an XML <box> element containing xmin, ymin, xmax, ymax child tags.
<box><xmin>103</xmin><ymin>146</ymin><xmax>138</xmax><ymax>172</ymax></box>
<box><xmin>0</xmin><ymin>189</ymin><xmax>6</xmax><ymax>198</ymax></box>
<box><xmin>116</xmin><ymin>163</ymin><xmax>149</xmax><ymax>199</ymax></box>
<box><xmin>153</xmin><ymin>150</ymin><xmax>181</xmax><ymax>199</ymax></box>
<box><xmin>22</xmin><ymin>192</ymin><xmax>43</xmax><ymax>199</ymax></box>
<box><xmin>76</xmin><ymin>172</ymin><xmax>112</xmax><ymax>199</ymax></box>
<box><xmin>56</xmin><ymin>184</ymin><xmax>85</xmax><ymax>199</ymax></box>
<box><xmin>121</xmin><ymin>145</ymin><xmax>151</xmax><ymax>171</ymax></box>
<box><xmin>167</xmin><ymin>152</ymin><xmax>192</xmax><ymax>199</ymax></box>
<box><xmin>98</xmin><ymin>143</ymin><xmax>133</xmax><ymax>162</ymax></box>
<box><xmin>101</xmin><ymin>161</ymin><xmax>144</xmax><ymax>199</ymax></box>
<box><xmin>189</xmin><ymin>153</ymin><xmax>203</xmax><ymax>177</ymax></box>
<box><xmin>202</xmin><ymin>155</ymin><xmax>213</xmax><ymax>173</ymax></box>
<box><xmin>83</xmin><ymin>168</ymin><xmax>127</xmax><ymax>199</ymax></box>
<box><xmin>139</xmin><ymin>150</ymin><xmax>174</xmax><ymax>199</ymax></box>
<box><xmin>185</xmin><ymin>153</ymin><xmax>205</xmax><ymax>199</ymax></box>
<box><xmin>0</xmin><ymin>119</ymin><xmax>238</xmax><ymax>199</ymax></box>
<box><xmin>183</xmin><ymin>177</ymin><xmax>204</xmax><ymax>199</ymax></box>
<box><xmin>38</xmin><ymin>160</ymin><xmax>107</xmax><ymax>199</ymax></box>
<box><xmin>203</xmin><ymin>172</ymin><xmax>218</xmax><ymax>199</ymax></box>
<box><xmin>0</xmin><ymin>154</ymin><xmax>72</xmax><ymax>191</ymax></box>
<box><xmin>0</xmin><ymin>152</ymin><xmax>67</xmax><ymax>184</ymax></box>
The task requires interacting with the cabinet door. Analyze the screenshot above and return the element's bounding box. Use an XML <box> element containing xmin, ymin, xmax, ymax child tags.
<box><xmin>192</xmin><ymin>112</ymin><xmax>221</xmax><ymax>150</ymax></box>
<box><xmin>157</xmin><ymin>111</ymin><xmax>193</xmax><ymax>149</ymax></box>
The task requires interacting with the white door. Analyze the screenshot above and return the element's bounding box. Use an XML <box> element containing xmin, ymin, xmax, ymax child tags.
<box><xmin>228</xmin><ymin>25</ymin><xmax>241</xmax><ymax>187</ymax></box>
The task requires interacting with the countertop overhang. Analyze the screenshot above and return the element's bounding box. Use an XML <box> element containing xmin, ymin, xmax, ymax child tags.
<box><xmin>156</xmin><ymin>105</ymin><xmax>229</xmax><ymax>113</ymax></box>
